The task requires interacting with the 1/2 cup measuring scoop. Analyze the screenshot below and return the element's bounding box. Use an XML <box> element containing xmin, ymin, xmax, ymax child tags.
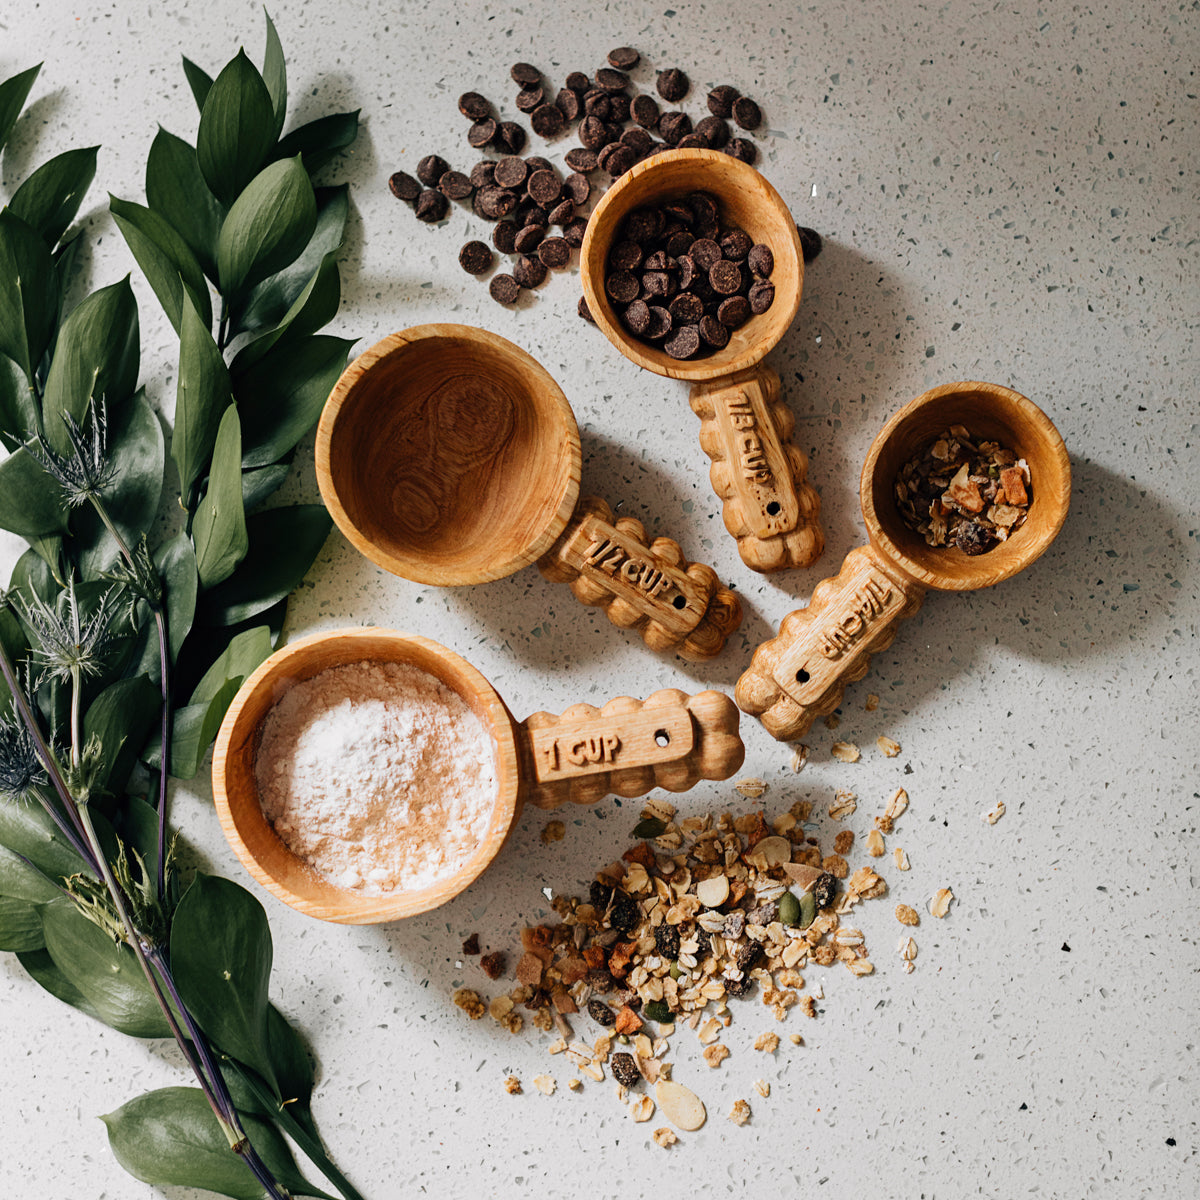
<box><xmin>212</xmin><ymin>627</ymin><xmax>745</xmax><ymax>923</ymax></box>
<box><xmin>736</xmin><ymin>382</ymin><xmax>1071</xmax><ymax>740</ymax></box>
<box><xmin>316</xmin><ymin>325</ymin><xmax>741</xmax><ymax>662</ymax></box>
<box><xmin>580</xmin><ymin>149</ymin><xmax>823</xmax><ymax>573</ymax></box>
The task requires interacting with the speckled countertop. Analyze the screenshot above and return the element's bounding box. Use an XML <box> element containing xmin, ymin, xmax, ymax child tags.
<box><xmin>2</xmin><ymin>0</ymin><xmax>1196</xmax><ymax>1196</ymax></box>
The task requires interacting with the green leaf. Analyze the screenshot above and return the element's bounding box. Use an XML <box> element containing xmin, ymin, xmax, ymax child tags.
<box><xmin>0</xmin><ymin>800</ymin><xmax>85</xmax><ymax>880</ymax></box>
<box><xmin>173</xmin><ymin>290</ymin><xmax>232</xmax><ymax>497</ymax></box>
<box><xmin>155</xmin><ymin>532</ymin><xmax>198</xmax><ymax>665</ymax></box>
<box><xmin>262</xmin><ymin>11</ymin><xmax>288</xmax><ymax>140</ymax></box>
<box><xmin>236</xmin><ymin>184</ymin><xmax>347</xmax><ymax>335</ymax></box>
<box><xmin>73</xmin><ymin>389</ymin><xmax>165</xmax><ymax>579</ymax></box>
<box><xmin>198</xmin><ymin>505</ymin><xmax>330</xmax><ymax>626</ymax></box>
<box><xmin>0</xmin><ymin>894</ymin><xmax>45</xmax><ymax>951</ymax></box>
<box><xmin>41</xmin><ymin>277</ymin><xmax>140</xmax><ymax>454</ymax></box>
<box><xmin>231</xmin><ymin>250</ymin><xmax>341</xmax><ymax>374</ymax></box>
<box><xmin>196</xmin><ymin>50</ymin><xmax>278</xmax><ymax>207</ymax></box>
<box><xmin>193</xmin><ymin>404</ymin><xmax>248</xmax><ymax>588</ymax></box>
<box><xmin>237</xmin><ymin>334</ymin><xmax>354</xmax><ymax>468</ymax></box>
<box><xmin>166</xmin><ymin>677</ymin><xmax>240</xmax><ymax>779</ymax></box>
<box><xmin>109</xmin><ymin>195</ymin><xmax>212</xmax><ymax>334</ymax></box>
<box><xmin>182</xmin><ymin>56</ymin><xmax>213</xmax><ymax>111</ymax></box>
<box><xmin>266</xmin><ymin>1002</ymin><xmax>315</xmax><ymax>1108</ymax></box>
<box><xmin>0</xmin><ymin>64</ymin><xmax>41</xmax><ymax>154</ymax></box>
<box><xmin>17</xmin><ymin>946</ymin><xmax>106</xmax><ymax>1022</ymax></box>
<box><xmin>0</xmin><ymin>447</ymin><xmax>70</xmax><ymax>538</ymax></box>
<box><xmin>0</xmin><ymin>843</ymin><xmax>60</xmax><ymax>903</ymax></box>
<box><xmin>241</xmin><ymin>459</ymin><xmax>291</xmax><ymax>510</ymax></box>
<box><xmin>171</xmin><ymin>874</ymin><xmax>278</xmax><ymax>1089</ymax></box>
<box><xmin>101</xmin><ymin>1087</ymin><xmax>335</xmax><ymax>1200</ymax></box>
<box><xmin>82</xmin><ymin>676</ymin><xmax>161</xmax><ymax>797</ymax></box>
<box><xmin>40</xmin><ymin>896</ymin><xmax>172</xmax><ymax>1037</ymax></box>
<box><xmin>217</xmin><ymin>157</ymin><xmax>316</xmax><ymax>298</ymax></box>
<box><xmin>190</xmin><ymin>624</ymin><xmax>272</xmax><ymax>706</ymax></box>
<box><xmin>0</xmin><ymin>209</ymin><xmax>58</xmax><ymax>382</ymax></box>
<box><xmin>53</xmin><ymin>229</ymin><xmax>84</xmax><ymax>317</ymax></box>
<box><xmin>9</xmin><ymin>147</ymin><xmax>99</xmax><ymax>249</ymax></box>
<box><xmin>275</xmin><ymin>110</ymin><xmax>359</xmax><ymax>175</ymax></box>
<box><xmin>0</xmin><ymin>351</ymin><xmax>39</xmax><ymax>449</ymax></box>
<box><xmin>145</xmin><ymin>128</ymin><xmax>225</xmax><ymax>281</ymax></box>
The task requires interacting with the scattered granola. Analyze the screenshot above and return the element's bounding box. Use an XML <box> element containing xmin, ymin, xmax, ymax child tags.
<box><xmin>893</xmin><ymin>846</ymin><xmax>910</xmax><ymax>871</ymax></box>
<box><xmin>877</xmin><ymin>735</ymin><xmax>901</xmax><ymax>758</ymax></box>
<box><xmin>462</xmin><ymin>933</ymin><xmax>480</xmax><ymax>955</ymax></box>
<box><xmin>831</xmin><ymin>741</ymin><xmax>860</xmax><ymax>763</ymax></box>
<box><xmin>789</xmin><ymin>744</ymin><xmax>810</xmax><ymax>773</ymax></box>
<box><xmin>828</xmin><ymin>789</ymin><xmax>857</xmax><ymax>819</ymax></box>
<box><xmin>630</xmin><ymin>1095</ymin><xmax>656</xmax><ymax>1122</ymax></box>
<box><xmin>728</xmin><ymin>1098</ymin><xmax>752</xmax><ymax>1125</ymax></box>
<box><xmin>754</xmin><ymin>1079</ymin><xmax>770</xmax><ymax>1098</ymax></box>
<box><xmin>541</xmin><ymin>820</ymin><xmax>566</xmax><ymax>843</ymax></box>
<box><xmin>866</xmin><ymin>829</ymin><xmax>886</xmax><ymax>857</ymax></box>
<box><xmin>930</xmin><ymin>888</ymin><xmax>954</xmax><ymax>918</ymax></box>
<box><xmin>895</xmin><ymin>904</ymin><xmax>920</xmax><ymax>927</ymax></box>
<box><xmin>533</xmin><ymin>1075</ymin><xmax>557</xmax><ymax>1095</ymax></box>
<box><xmin>452</xmin><ymin>988</ymin><xmax>486</xmax><ymax>1019</ymax></box>
<box><xmin>652</xmin><ymin>1127</ymin><xmax>678</xmax><ymax>1148</ymax></box>
<box><xmin>735</xmin><ymin>777</ymin><xmax>767</xmax><ymax>799</ymax></box>
<box><xmin>504</xmin><ymin>1075</ymin><xmax>522</xmax><ymax>1094</ymax></box>
<box><xmin>899</xmin><ymin>936</ymin><xmax>918</xmax><ymax>972</ymax></box>
<box><xmin>864</xmin><ymin>693</ymin><xmax>880</xmax><ymax>711</ymax></box>
<box><xmin>480</xmin><ymin>950</ymin><xmax>507</xmax><ymax>979</ymax></box>
<box><xmin>568</xmin><ymin>1078</ymin><xmax>582</xmax><ymax>1091</ymax></box>
<box><xmin>789</xmin><ymin>1033</ymin><xmax>802</xmax><ymax>1045</ymax></box>
<box><xmin>876</xmin><ymin>787</ymin><xmax>909</xmax><ymax>834</ymax></box>
<box><xmin>823</xmin><ymin>712</ymin><xmax>841</xmax><ymax>730</ymax></box>
<box><xmin>894</xmin><ymin>425</ymin><xmax>1032</xmax><ymax>554</ymax></box>
<box><xmin>983</xmin><ymin>800</ymin><xmax>1006</xmax><ymax>825</ymax></box>
<box><xmin>703</xmin><ymin>1043</ymin><xmax>731</xmax><ymax>1068</ymax></box>
<box><xmin>754</xmin><ymin>1031</ymin><xmax>780</xmax><ymax>1053</ymax></box>
<box><xmin>833</xmin><ymin>829</ymin><xmax>855</xmax><ymax>855</ymax></box>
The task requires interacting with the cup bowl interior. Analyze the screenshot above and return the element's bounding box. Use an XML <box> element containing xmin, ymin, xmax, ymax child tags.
<box><xmin>580</xmin><ymin>149</ymin><xmax>803</xmax><ymax>382</ymax></box>
<box><xmin>317</xmin><ymin>325</ymin><xmax>581</xmax><ymax>586</ymax></box>
<box><xmin>862</xmin><ymin>382</ymin><xmax>1071</xmax><ymax>591</ymax></box>
<box><xmin>211</xmin><ymin>628</ymin><xmax>522</xmax><ymax>924</ymax></box>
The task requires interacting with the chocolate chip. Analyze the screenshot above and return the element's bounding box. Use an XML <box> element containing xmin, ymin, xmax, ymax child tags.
<box><xmin>494</xmin><ymin>156</ymin><xmax>528</xmax><ymax>189</ymax></box>
<box><xmin>597</xmin><ymin>142</ymin><xmax>621</xmax><ymax>172</ymax></box>
<box><xmin>656</xmin><ymin>67</ymin><xmax>689</xmax><ymax>102</ymax></box>
<box><xmin>720</xmin><ymin>228</ymin><xmax>753</xmax><ymax>261</ymax></box>
<box><xmin>469</xmin><ymin>161</ymin><xmax>496</xmax><ymax>188</ymax></box>
<box><xmin>658</xmin><ymin>110</ymin><xmax>692</xmax><ymax>146</ymax></box>
<box><xmin>610</xmin><ymin>240</ymin><xmax>644</xmax><ymax>271</ymax></box>
<box><xmin>513</xmin><ymin>254</ymin><xmax>547</xmax><ymax>288</ymax></box>
<box><xmin>642</xmin><ymin>249</ymin><xmax>670</xmax><ymax>271</ymax></box>
<box><xmin>663</xmin><ymin>323</ymin><xmax>700</xmax><ymax>358</ymax></box>
<box><xmin>604</xmin><ymin>144</ymin><xmax>635</xmax><ymax>176</ymax></box>
<box><xmin>747</xmin><ymin>243</ymin><xmax>774</xmax><ymax>277</ymax></box>
<box><xmin>458</xmin><ymin>92</ymin><xmax>494</xmax><ymax>120</ymax></box>
<box><xmin>699</xmin><ymin>314</ymin><xmax>730</xmax><ymax>347</ymax></box>
<box><xmin>515</xmin><ymin>85</ymin><xmax>544</xmax><ymax>113</ymax></box>
<box><xmin>675</xmin><ymin>133</ymin><xmax>705</xmax><ymax>150</ymax></box>
<box><xmin>525</xmin><ymin>155</ymin><xmax>554</xmax><ymax>175</ymax></box>
<box><xmin>607</xmin><ymin>46</ymin><xmax>640</xmax><ymax>69</ymax></box>
<box><xmin>641</xmin><ymin>270</ymin><xmax>671</xmax><ymax>297</ymax></box>
<box><xmin>606</xmin><ymin>269</ymin><xmax>640</xmax><ymax>303</ymax></box>
<box><xmin>631</xmin><ymin>93</ymin><xmax>660</xmax><ymax>128</ymax></box>
<box><xmin>733</xmin><ymin>96</ymin><xmax>762</xmax><ymax>130</ymax></box>
<box><xmin>563</xmin><ymin>217</ymin><xmax>588</xmax><ymax>246</ymax></box>
<box><xmin>538</xmin><ymin>236</ymin><xmax>571</xmax><ymax>268</ymax></box>
<box><xmin>676</xmin><ymin>254</ymin><xmax>698</xmax><ymax>289</ymax></box>
<box><xmin>694</xmin><ymin>115</ymin><xmax>730</xmax><ymax>148</ymax></box>
<box><xmin>623</xmin><ymin>299</ymin><xmax>651</xmax><ymax>333</ymax></box>
<box><xmin>467</xmin><ymin>119</ymin><xmax>497</xmax><ymax>148</ymax></box>
<box><xmin>596</xmin><ymin>67</ymin><xmax>629</xmax><ymax>92</ymax></box>
<box><xmin>388</xmin><ymin>171</ymin><xmax>421</xmax><ymax>201</ymax></box>
<box><xmin>516</xmin><ymin>200</ymin><xmax>548</xmax><ymax>227</ymax></box>
<box><xmin>707</xmin><ymin>84</ymin><xmax>740</xmax><ymax>118</ymax></box>
<box><xmin>496</xmin><ymin>121</ymin><xmax>526</xmax><ymax>153</ymax></box>
<box><xmin>662</xmin><ymin>201</ymin><xmax>693</xmax><ymax>227</ymax></box>
<box><xmin>666</xmin><ymin>230</ymin><xmax>694</xmax><ymax>258</ymax></box>
<box><xmin>690</xmin><ymin>238</ymin><xmax>722</xmax><ymax>270</ymax></box>
<box><xmin>414</xmin><ymin>189</ymin><xmax>448</xmax><ymax>222</ymax></box>
<box><xmin>797</xmin><ymin>225</ymin><xmax>824</xmax><ymax>263</ymax></box>
<box><xmin>710</xmin><ymin>259</ymin><xmax>743</xmax><ymax>295</ymax></box>
<box><xmin>620</xmin><ymin>127</ymin><xmax>654</xmax><ymax>154</ymax></box>
<box><xmin>579</xmin><ymin>115</ymin><xmax>610</xmax><ymax>149</ymax></box>
<box><xmin>583</xmin><ymin>91</ymin><xmax>611</xmax><ymax>119</ymax></box>
<box><xmin>717</xmin><ymin>295</ymin><xmax>750</xmax><ymax>328</ymax></box>
<box><xmin>578</xmin><ymin>294</ymin><xmax>595</xmax><ymax>322</ymax></box>
<box><xmin>624</xmin><ymin>208</ymin><xmax>664</xmax><ymax>243</ymax></box>
<box><xmin>564</xmin><ymin>171</ymin><xmax>590</xmax><ymax>205</ymax></box>
<box><xmin>556</xmin><ymin>88</ymin><xmax>582</xmax><ymax>121</ymax></box>
<box><xmin>566</xmin><ymin>71</ymin><xmax>591</xmax><ymax>93</ymax></box>
<box><xmin>527</xmin><ymin>169</ymin><xmax>562</xmax><ymax>205</ymax></box>
<box><xmin>530</xmin><ymin>103</ymin><xmax>565</xmax><ymax>138</ymax></box>
<box><xmin>608</xmin><ymin>93</ymin><xmax>631</xmax><ymax>122</ymax></box>
<box><xmin>511</xmin><ymin>62</ymin><xmax>541</xmax><ymax>85</ymax></box>
<box><xmin>514</xmin><ymin>224</ymin><xmax>545</xmax><ymax>254</ymax></box>
<box><xmin>725</xmin><ymin>137</ymin><xmax>757</xmax><ymax>164</ymax></box>
<box><xmin>476</xmin><ymin>186</ymin><xmax>517</xmax><ymax>220</ymax></box>
<box><xmin>548</xmin><ymin>198</ymin><xmax>575</xmax><ymax>225</ymax></box>
<box><xmin>565</xmin><ymin>147</ymin><xmax>599</xmax><ymax>172</ymax></box>
<box><xmin>438</xmin><ymin>170</ymin><xmax>474</xmax><ymax>200</ymax></box>
<box><xmin>458</xmin><ymin>240</ymin><xmax>493</xmax><ymax>274</ymax></box>
<box><xmin>644</xmin><ymin>305</ymin><xmax>673</xmax><ymax>340</ymax></box>
<box><xmin>748</xmin><ymin>278</ymin><xmax>775</xmax><ymax>313</ymax></box>
<box><xmin>492</xmin><ymin>221</ymin><xmax>518</xmax><ymax>253</ymax></box>
<box><xmin>417</xmin><ymin>154</ymin><xmax>450</xmax><ymax>186</ymax></box>
<box><xmin>669</xmin><ymin>292</ymin><xmax>703</xmax><ymax>324</ymax></box>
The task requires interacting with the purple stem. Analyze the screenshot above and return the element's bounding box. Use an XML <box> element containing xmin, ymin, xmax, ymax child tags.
<box><xmin>153</xmin><ymin>608</ymin><xmax>171</xmax><ymax>898</ymax></box>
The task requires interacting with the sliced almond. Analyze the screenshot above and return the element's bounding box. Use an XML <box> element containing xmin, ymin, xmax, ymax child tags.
<box><xmin>749</xmin><ymin>835</ymin><xmax>791</xmax><ymax>868</ymax></box>
<box><xmin>695</xmin><ymin>874</ymin><xmax>730</xmax><ymax>908</ymax></box>
<box><xmin>655</xmin><ymin>1079</ymin><xmax>707</xmax><ymax>1131</ymax></box>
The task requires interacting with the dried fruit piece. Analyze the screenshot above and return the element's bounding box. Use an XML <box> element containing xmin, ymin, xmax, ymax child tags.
<box><xmin>461</xmin><ymin>933</ymin><xmax>480</xmax><ymax>955</ymax></box>
<box><xmin>611</xmin><ymin>1052</ymin><xmax>641</xmax><ymax>1088</ymax></box>
<box><xmin>480</xmin><ymin>950</ymin><xmax>506</xmax><ymax>979</ymax></box>
<box><xmin>588</xmin><ymin>999</ymin><xmax>616</xmax><ymax>1027</ymax></box>
<box><xmin>656</xmin><ymin>1080</ymin><xmax>707</xmax><ymax>1131</ymax></box>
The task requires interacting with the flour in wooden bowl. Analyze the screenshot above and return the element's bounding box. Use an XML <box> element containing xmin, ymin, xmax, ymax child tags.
<box><xmin>254</xmin><ymin>660</ymin><xmax>497</xmax><ymax>894</ymax></box>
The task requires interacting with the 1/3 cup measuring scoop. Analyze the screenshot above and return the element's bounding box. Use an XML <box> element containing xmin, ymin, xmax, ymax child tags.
<box><xmin>736</xmin><ymin>382</ymin><xmax>1071</xmax><ymax>740</ymax></box>
<box><xmin>212</xmin><ymin>627</ymin><xmax>745</xmax><ymax>923</ymax></box>
<box><xmin>580</xmin><ymin>149</ymin><xmax>823</xmax><ymax>573</ymax></box>
<box><xmin>316</xmin><ymin>325</ymin><xmax>742</xmax><ymax>661</ymax></box>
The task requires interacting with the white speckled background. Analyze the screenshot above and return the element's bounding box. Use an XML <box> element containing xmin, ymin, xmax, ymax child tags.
<box><xmin>2</xmin><ymin>0</ymin><xmax>1197</xmax><ymax>1195</ymax></box>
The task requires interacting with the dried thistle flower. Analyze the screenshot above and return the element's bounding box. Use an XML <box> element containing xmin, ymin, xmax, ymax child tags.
<box><xmin>15</xmin><ymin>576</ymin><xmax>123</xmax><ymax>689</ymax></box>
<box><xmin>0</xmin><ymin>714</ymin><xmax>47</xmax><ymax>801</ymax></box>
<box><xmin>24</xmin><ymin>399</ymin><xmax>115</xmax><ymax>509</ymax></box>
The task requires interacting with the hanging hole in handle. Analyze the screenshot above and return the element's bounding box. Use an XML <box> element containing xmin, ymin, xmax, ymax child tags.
<box><xmin>795</xmin><ymin>668</ymin><xmax>810</xmax><ymax>683</ymax></box>
<box><xmin>654</xmin><ymin>729</ymin><xmax>671</xmax><ymax>747</ymax></box>
<box><xmin>766</xmin><ymin>500</ymin><xmax>782</xmax><ymax>516</ymax></box>
<box><xmin>672</xmin><ymin>594</ymin><xmax>687</xmax><ymax>610</ymax></box>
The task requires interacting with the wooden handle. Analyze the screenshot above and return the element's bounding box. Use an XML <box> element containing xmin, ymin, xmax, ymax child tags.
<box><xmin>735</xmin><ymin>544</ymin><xmax>926</xmax><ymax>740</ymax></box>
<box><xmin>689</xmin><ymin>364</ymin><xmax>824</xmax><ymax>572</ymax></box>
<box><xmin>519</xmin><ymin>688</ymin><xmax>745</xmax><ymax>809</ymax></box>
<box><xmin>537</xmin><ymin>496</ymin><xmax>743</xmax><ymax>661</ymax></box>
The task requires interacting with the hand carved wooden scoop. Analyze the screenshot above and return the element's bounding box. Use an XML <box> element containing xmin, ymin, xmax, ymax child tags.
<box><xmin>737</xmin><ymin>382</ymin><xmax>1071</xmax><ymax>740</ymax></box>
<box><xmin>212</xmin><ymin>628</ymin><xmax>745</xmax><ymax>923</ymax></box>
<box><xmin>317</xmin><ymin>325</ymin><xmax>741</xmax><ymax>661</ymax></box>
<box><xmin>581</xmin><ymin>149</ymin><xmax>823</xmax><ymax>573</ymax></box>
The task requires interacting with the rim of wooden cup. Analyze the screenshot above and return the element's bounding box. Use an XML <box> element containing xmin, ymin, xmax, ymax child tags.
<box><xmin>316</xmin><ymin>325</ymin><xmax>582</xmax><ymax>586</ymax></box>
<box><xmin>580</xmin><ymin>148</ymin><xmax>804</xmax><ymax>382</ymax></box>
<box><xmin>211</xmin><ymin>628</ymin><xmax>523</xmax><ymax>924</ymax></box>
<box><xmin>861</xmin><ymin>381</ymin><xmax>1071</xmax><ymax>592</ymax></box>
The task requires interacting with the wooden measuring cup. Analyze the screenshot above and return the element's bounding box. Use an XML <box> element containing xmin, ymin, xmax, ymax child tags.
<box><xmin>212</xmin><ymin>628</ymin><xmax>745</xmax><ymax>923</ymax></box>
<box><xmin>581</xmin><ymin>149</ymin><xmax>823</xmax><ymax>573</ymax></box>
<box><xmin>316</xmin><ymin>325</ymin><xmax>741</xmax><ymax>662</ymax></box>
<box><xmin>736</xmin><ymin>382</ymin><xmax>1071</xmax><ymax>740</ymax></box>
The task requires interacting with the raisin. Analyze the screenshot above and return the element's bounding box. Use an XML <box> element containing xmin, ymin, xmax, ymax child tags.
<box><xmin>611</xmin><ymin>1052</ymin><xmax>641</xmax><ymax>1088</ymax></box>
<box><xmin>734</xmin><ymin>941</ymin><xmax>763</xmax><ymax>973</ymax></box>
<box><xmin>587</xmin><ymin>999</ymin><xmax>616</xmax><ymax>1027</ymax></box>
<box><xmin>461</xmin><ymin>933</ymin><xmax>480</xmax><ymax>955</ymax></box>
<box><xmin>609</xmin><ymin>890</ymin><xmax>640</xmax><ymax>934</ymax></box>
<box><xmin>813</xmin><ymin>872</ymin><xmax>838</xmax><ymax>910</ymax></box>
<box><xmin>725</xmin><ymin>975</ymin><xmax>754</xmax><ymax>998</ymax></box>
<box><xmin>692</xmin><ymin>929</ymin><xmax>712</xmax><ymax>961</ymax></box>
<box><xmin>956</xmin><ymin>520</ymin><xmax>995</xmax><ymax>555</ymax></box>
<box><xmin>479</xmin><ymin>951</ymin><xmax>506</xmax><ymax>980</ymax></box>
<box><xmin>589</xmin><ymin>881</ymin><xmax>613</xmax><ymax>911</ymax></box>
<box><xmin>654</xmin><ymin>924</ymin><xmax>681</xmax><ymax>960</ymax></box>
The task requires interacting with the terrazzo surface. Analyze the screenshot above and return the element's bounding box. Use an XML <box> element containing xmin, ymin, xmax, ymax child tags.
<box><xmin>1</xmin><ymin>0</ymin><xmax>1196</xmax><ymax>1195</ymax></box>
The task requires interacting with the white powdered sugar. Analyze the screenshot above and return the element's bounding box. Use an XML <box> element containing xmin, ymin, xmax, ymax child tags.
<box><xmin>255</xmin><ymin>660</ymin><xmax>497</xmax><ymax>894</ymax></box>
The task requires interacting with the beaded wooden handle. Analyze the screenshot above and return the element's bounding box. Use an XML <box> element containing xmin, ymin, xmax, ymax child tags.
<box><xmin>537</xmin><ymin>496</ymin><xmax>743</xmax><ymax>662</ymax></box>
<box><xmin>689</xmin><ymin>363</ymin><xmax>824</xmax><ymax>572</ymax></box>
<box><xmin>735</xmin><ymin>545</ymin><xmax>926</xmax><ymax>740</ymax></box>
<box><xmin>519</xmin><ymin>688</ymin><xmax>745</xmax><ymax>810</ymax></box>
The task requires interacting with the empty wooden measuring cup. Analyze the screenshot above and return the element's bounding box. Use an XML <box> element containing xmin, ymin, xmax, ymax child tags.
<box><xmin>737</xmin><ymin>382</ymin><xmax>1071</xmax><ymax>740</ymax></box>
<box><xmin>212</xmin><ymin>627</ymin><xmax>745</xmax><ymax>923</ymax></box>
<box><xmin>316</xmin><ymin>325</ymin><xmax>741</xmax><ymax>661</ymax></box>
<box><xmin>581</xmin><ymin>149</ymin><xmax>823</xmax><ymax>573</ymax></box>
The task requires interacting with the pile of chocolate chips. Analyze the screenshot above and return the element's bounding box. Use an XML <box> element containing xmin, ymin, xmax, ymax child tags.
<box><xmin>601</xmin><ymin>192</ymin><xmax>777</xmax><ymax>359</ymax></box>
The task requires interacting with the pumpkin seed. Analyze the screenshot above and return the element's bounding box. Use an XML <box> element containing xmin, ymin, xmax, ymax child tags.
<box><xmin>778</xmin><ymin>890</ymin><xmax>801</xmax><ymax>926</ymax></box>
<box><xmin>798</xmin><ymin>890</ymin><xmax>817</xmax><ymax>928</ymax></box>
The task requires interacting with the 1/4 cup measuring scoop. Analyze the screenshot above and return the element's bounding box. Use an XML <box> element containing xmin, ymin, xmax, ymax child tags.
<box><xmin>212</xmin><ymin>627</ymin><xmax>745</xmax><ymax>923</ymax></box>
<box><xmin>316</xmin><ymin>325</ymin><xmax>741</xmax><ymax>661</ymax></box>
<box><xmin>580</xmin><ymin>149</ymin><xmax>823</xmax><ymax>573</ymax></box>
<box><xmin>736</xmin><ymin>382</ymin><xmax>1071</xmax><ymax>740</ymax></box>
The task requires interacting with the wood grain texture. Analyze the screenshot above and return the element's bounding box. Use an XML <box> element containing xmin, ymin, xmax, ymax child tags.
<box><xmin>738</xmin><ymin>381</ymin><xmax>1072</xmax><ymax>740</ymax></box>
<box><xmin>690</xmin><ymin>363</ymin><xmax>824</xmax><ymax>571</ymax></box>
<box><xmin>538</xmin><ymin>495</ymin><xmax>743</xmax><ymax>661</ymax></box>
<box><xmin>519</xmin><ymin>688</ymin><xmax>745</xmax><ymax>810</ymax></box>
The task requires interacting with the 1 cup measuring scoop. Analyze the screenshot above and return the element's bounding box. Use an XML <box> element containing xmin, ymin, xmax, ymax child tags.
<box><xmin>212</xmin><ymin>628</ymin><xmax>745</xmax><ymax>923</ymax></box>
<box><xmin>581</xmin><ymin>149</ymin><xmax>823</xmax><ymax>573</ymax></box>
<box><xmin>316</xmin><ymin>325</ymin><xmax>742</xmax><ymax>661</ymax></box>
<box><xmin>736</xmin><ymin>382</ymin><xmax>1071</xmax><ymax>740</ymax></box>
